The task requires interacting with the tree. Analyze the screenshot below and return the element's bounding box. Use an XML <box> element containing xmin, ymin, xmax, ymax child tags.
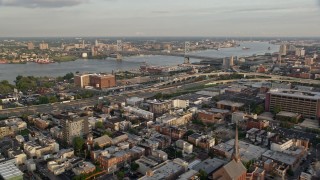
<box><xmin>73</xmin><ymin>137</ymin><xmax>85</xmax><ymax>155</ymax></box>
<box><xmin>116</xmin><ymin>170</ymin><xmax>125</xmax><ymax>180</ymax></box>
<box><xmin>287</xmin><ymin>168</ymin><xmax>294</xmax><ymax>176</ymax></box>
<box><xmin>0</xmin><ymin>80</ymin><xmax>15</xmax><ymax>94</ymax></box>
<box><xmin>253</xmin><ymin>104</ymin><xmax>264</xmax><ymax>115</ymax></box>
<box><xmin>130</xmin><ymin>162</ymin><xmax>140</xmax><ymax>171</ymax></box>
<box><xmin>48</xmin><ymin>96</ymin><xmax>58</xmax><ymax>103</ymax></box>
<box><xmin>38</xmin><ymin>96</ymin><xmax>49</xmax><ymax>104</ymax></box>
<box><xmin>63</xmin><ymin>72</ymin><xmax>74</xmax><ymax>81</ymax></box>
<box><xmin>184</xmin><ymin>130</ymin><xmax>195</xmax><ymax>138</ymax></box>
<box><xmin>198</xmin><ymin>169</ymin><xmax>208</xmax><ymax>180</ymax></box>
<box><xmin>95</xmin><ymin>121</ymin><xmax>104</xmax><ymax>129</ymax></box>
<box><xmin>273</xmin><ymin>106</ymin><xmax>281</xmax><ymax>115</ymax></box>
<box><xmin>16</xmin><ymin>76</ymin><xmax>37</xmax><ymax>92</ymax></box>
<box><xmin>103</xmin><ymin>130</ymin><xmax>113</xmax><ymax>137</ymax></box>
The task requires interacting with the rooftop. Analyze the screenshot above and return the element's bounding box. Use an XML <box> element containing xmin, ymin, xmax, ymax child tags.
<box><xmin>262</xmin><ymin>150</ymin><xmax>297</xmax><ymax>166</ymax></box>
<box><xmin>0</xmin><ymin>161</ymin><xmax>23</xmax><ymax>180</ymax></box>
<box><xmin>140</xmin><ymin>160</ymin><xmax>184</xmax><ymax>180</ymax></box>
<box><xmin>276</xmin><ymin>111</ymin><xmax>300</xmax><ymax>118</ymax></box>
<box><xmin>192</xmin><ymin>158</ymin><xmax>227</xmax><ymax>174</ymax></box>
<box><xmin>217</xmin><ymin>100</ymin><xmax>244</xmax><ymax>107</ymax></box>
<box><xmin>269</xmin><ymin>88</ymin><xmax>320</xmax><ymax>100</ymax></box>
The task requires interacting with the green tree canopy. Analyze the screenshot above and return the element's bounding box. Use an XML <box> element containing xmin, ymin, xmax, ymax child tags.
<box><xmin>16</xmin><ymin>76</ymin><xmax>37</xmax><ymax>92</ymax></box>
<box><xmin>73</xmin><ymin>137</ymin><xmax>85</xmax><ymax>155</ymax></box>
<box><xmin>38</xmin><ymin>96</ymin><xmax>49</xmax><ymax>104</ymax></box>
<box><xmin>0</xmin><ymin>80</ymin><xmax>15</xmax><ymax>94</ymax></box>
<box><xmin>63</xmin><ymin>72</ymin><xmax>74</xmax><ymax>81</ymax></box>
<box><xmin>95</xmin><ymin>121</ymin><xmax>104</xmax><ymax>129</ymax></box>
<box><xmin>198</xmin><ymin>169</ymin><xmax>208</xmax><ymax>180</ymax></box>
<box><xmin>131</xmin><ymin>162</ymin><xmax>140</xmax><ymax>171</ymax></box>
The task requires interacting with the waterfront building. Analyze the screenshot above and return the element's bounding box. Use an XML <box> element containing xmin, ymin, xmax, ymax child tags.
<box><xmin>74</xmin><ymin>74</ymin><xmax>116</xmax><ymax>89</ymax></box>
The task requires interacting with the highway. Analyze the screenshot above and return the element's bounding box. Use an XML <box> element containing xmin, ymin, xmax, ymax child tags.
<box><xmin>1</xmin><ymin>72</ymin><xmax>318</xmax><ymax>117</ymax></box>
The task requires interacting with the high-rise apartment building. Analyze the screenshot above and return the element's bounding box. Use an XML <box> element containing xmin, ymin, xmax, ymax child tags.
<box><xmin>279</xmin><ymin>44</ymin><xmax>287</xmax><ymax>56</ymax></box>
<box><xmin>27</xmin><ymin>42</ymin><xmax>34</xmax><ymax>50</ymax></box>
<box><xmin>265</xmin><ymin>89</ymin><xmax>320</xmax><ymax>120</ymax></box>
<box><xmin>39</xmin><ymin>42</ymin><xmax>49</xmax><ymax>50</ymax></box>
<box><xmin>74</xmin><ymin>74</ymin><xmax>116</xmax><ymax>89</ymax></box>
<box><xmin>62</xmin><ymin>117</ymin><xmax>89</xmax><ymax>144</ymax></box>
<box><xmin>295</xmin><ymin>48</ymin><xmax>305</xmax><ymax>57</ymax></box>
<box><xmin>223</xmin><ymin>56</ymin><xmax>234</xmax><ymax>70</ymax></box>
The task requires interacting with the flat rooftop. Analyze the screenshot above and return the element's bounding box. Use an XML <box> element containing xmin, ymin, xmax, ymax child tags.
<box><xmin>140</xmin><ymin>160</ymin><xmax>184</xmax><ymax>180</ymax></box>
<box><xmin>269</xmin><ymin>88</ymin><xmax>320</xmax><ymax>100</ymax></box>
<box><xmin>217</xmin><ymin>100</ymin><xmax>244</xmax><ymax>107</ymax></box>
<box><xmin>213</xmin><ymin>139</ymin><xmax>267</xmax><ymax>162</ymax></box>
<box><xmin>192</xmin><ymin>158</ymin><xmax>227</xmax><ymax>174</ymax></box>
<box><xmin>0</xmin><ymin>161</ymin><xmax>23</xmax><ymax>180</ymax></box>
<box><xmin>277</xmin><ymin>111</ymin><xmax>300</xmax><ymax>118</ymax></box>
<box><xmin>262</xmin><ymin>150</ymin><xmax>297</xmax><ymax>166</ymax></box>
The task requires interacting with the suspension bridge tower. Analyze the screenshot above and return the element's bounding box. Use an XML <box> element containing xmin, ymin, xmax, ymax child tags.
<box><xmin>184</xmin><ymin>41</ymin><xmax>190</xmax><ymax>64</ymax></box>
<box><xmin>116</xmin><ymin>40</ymin><xmax>123</xmax><ymax>61</ymax></box>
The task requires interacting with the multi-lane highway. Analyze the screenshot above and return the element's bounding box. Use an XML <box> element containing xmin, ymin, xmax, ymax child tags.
<box><xmin>1</xmin><ymin>72</ymin><xmax>318</xmax><ymax>117</ymax></box>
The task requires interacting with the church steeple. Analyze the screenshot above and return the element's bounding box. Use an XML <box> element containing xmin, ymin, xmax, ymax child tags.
<box><xmin>232</xmin><ymin>120</ymin><xmax>241</xmax><ymax>162</ymax></box>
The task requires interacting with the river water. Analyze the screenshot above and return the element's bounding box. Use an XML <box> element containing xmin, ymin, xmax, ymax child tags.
<box><xmin>0</xmin><ymin>42</ymin><xmax>279</xmax><ymax>83</ymax></box>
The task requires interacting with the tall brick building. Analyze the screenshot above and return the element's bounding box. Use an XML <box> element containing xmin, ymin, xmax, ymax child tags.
<box><xmin>265</xmin><ymin>89</ymin><xmax>320</xmax><ymax>121</ymax></box>
<box><xmin>74</xmin><ymin>74</ymin><xmax>116</xmax><ymax>89</ymax></box>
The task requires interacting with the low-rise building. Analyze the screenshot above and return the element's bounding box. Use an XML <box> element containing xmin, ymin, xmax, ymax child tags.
<box><xmin>197</xmin><ymin>110</ymin><xmax>225</xmax><ymax>124</ymax></box>
<box><xmin>192</xmin><ymin>158</ymin><xmax>227</xmax><ymax>177</ymax></box>
<box><xmin>262</xmin><ymin>150</ymin><xmax>299</xmax><ymax>169</ymax></box>
<box><xmin>93</xmin><ymin>135</ymin><xmax>113</xmax><ymax>148</ymax></box>
<box><xmin>124</xmin><ymin>106</ymin><xmax>154</xmax><ymax>120</ymax></box>
<box><xmin>26</xmin><ymin>159</ymin><xmax>36</xmax><ymax>171</ymax></box>
<box><xmin>7</xmin><ymin>149</ymin><xmax>27</xmax><ymax>165</ymax></box>
<box><xmin>139</xmin><ymin>159</ymin><xmax>187</xmax><ymax>180</ymax></box>
<box><xmin>72</xmin><ymin>161</ymin><xmax>96</xmax><ymax>175</ymax></box>
<box><xmin>0</xmin><ymin>161</ymin><xmax>24</xmax><ymax>180</ymax></box>
<box><xmin>0</xmin><ymin>125</ymin><xmax>14</xmax><ymax>139</ymax></box>
<box><xmin>212</xmin><ymin>139</ymin><xmax>267</xmax><ymax>163</ymax></box>
<box><xmin>151</xmin><ymin>150</ymin><xmax>168</xmax><ymax>161</ymax></box>
<box><xmin>156</xmin><ymin>111</ymin><xmax>192</xmax><ymax>126</ymax></box>
<box><xmin>126</xmin><ymin>97</ymin><xmax>144</xmax><ymax>107</ymax></box>
<box><xmin>276</xmin><ymin>111</ymin><xmax>301</xmax><ymax>123</ymax></box>
<box><xmin>34</xmin><ymin>118</ymin><xmax>50</xmax><ymax>129</ymax></box>
<box><xmin>98</xmin><ymin>149</ymin><xmax>131</xmax><ymax>173</ymax></box>
<box><xmin>135</xmin><ymin>156</ymin><xmax>159</xmax><ymax>175</ymax></box>
<box><xmin>177</xmin><ymin>169</ymin><xmax>198</xmax><ymax>180</ymax></box>
<box><xmin>176</xmin><ymin>140</ymin><xmax>193</xmax><ymax>154</ymax></box>
<box><xmin>148</xmin><ymin>100</ymin><xmax>173</xmax><ymax>117</ymax></box>
<box><xmin>172</xmin><ymin>99</ymin><xmax>189</xmax><ymax>109</ymax></box>
<box><xmin>154</xmin><ymin>125</ymin><xmax>186</xmax><ymax>140</ymax></box>
<box><xmin>188</xmin><ymin>133</ymin><xmax>215</xmax><ymax>150</ymax></box>
<box><xmin>217</xmin><ymin>100</ymin><xmax>244</xmax><ymax>112</ymax></box>
<box><xmin>246</xmin><ymin>118</ymin><xmax>269</xmax><ymax>130</ymax></box>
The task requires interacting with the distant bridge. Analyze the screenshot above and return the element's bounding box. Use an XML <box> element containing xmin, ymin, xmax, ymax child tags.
<box><xmin>68</xmin><ymin>50</ymin><xmax>223</xmax><ymax>62</ymax></box>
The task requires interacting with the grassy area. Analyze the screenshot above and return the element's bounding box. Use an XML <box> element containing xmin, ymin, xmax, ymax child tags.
<box><xmin>19</xmin><ymin>129</ymin><xmax>30</xmax><ymax>136</ymax></box>
<box><xmin>52</xmin><ymin>55</ymin><xmax>78</xmax><ymax>62</ymax></box>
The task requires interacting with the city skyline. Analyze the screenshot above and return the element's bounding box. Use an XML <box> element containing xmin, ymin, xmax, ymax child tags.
<box><xmin>0</xmin><ymin>0</ymin><xmax>320</xmax><ymax>37</ymax></box>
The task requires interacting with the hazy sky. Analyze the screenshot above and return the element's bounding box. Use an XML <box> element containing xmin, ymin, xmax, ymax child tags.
<box><xmin>0</xmin><ymin>0</ymin><xmax>319</xmax><ymax>37</ymax></box>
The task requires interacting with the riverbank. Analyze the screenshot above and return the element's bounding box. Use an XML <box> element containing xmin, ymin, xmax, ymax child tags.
<box><xmin>52</xmin><ymin>55</ymin><xmax>78</xmax><ymax>62</ymax></box>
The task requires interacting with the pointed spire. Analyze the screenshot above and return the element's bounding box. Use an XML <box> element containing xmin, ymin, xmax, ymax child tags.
<box><xmin>232</xmin><ymin>120</ymin><xmax>241</xmax><ymax>162</ymax></box>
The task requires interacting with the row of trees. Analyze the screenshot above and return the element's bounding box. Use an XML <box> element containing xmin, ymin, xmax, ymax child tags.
<box><xmin>0</xmin><ymin>80</ymin><xmax>15</xmax><ymax>94</ymax></box>
<box><xmin>12</xmin><ymin>73</ymin><xmax>75</xmax><ymax>92</ymax></box>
